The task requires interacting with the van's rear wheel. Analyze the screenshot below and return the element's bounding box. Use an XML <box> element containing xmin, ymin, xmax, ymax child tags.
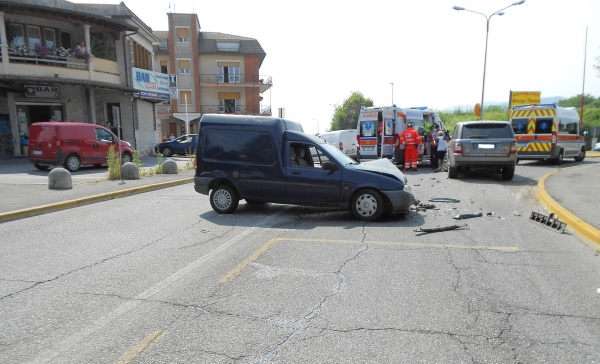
<box><xmin>351</xmin><ymin>189</ymin><xmax>384</xmax><ymax>221</ymax></box>
<box><xmin>574</xmin><ymin>148</ymin><xmax>585</xmax><ymax>162</ymax></box>
<box><xmin>33</xmin><ymin>163</ymin><xmax>49</xmax><ymax>171</ymax></box>
<box><xmin>553</xmin><ymin>150</ymin><xmax>564</xmax><ymax>165</ymax></box>
<box><xmin>121</xmin><ymin>152</ymin><xmax>132</xmax><ymax>164</ymax></box>
<box><xmin>210</xmin><ymin>185</ymin><xmax>239</xmax><ymax>214</ymax></box>
<box><xmin>64</xmin><ymin>154</ymin><xmax>81</xmax><ymax>172</ymax></box>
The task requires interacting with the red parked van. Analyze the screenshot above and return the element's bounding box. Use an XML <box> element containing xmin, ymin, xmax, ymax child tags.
<box><xmin>28</xmin><ymin>122</ymin><xmax>133</xmax><ymax>172</ymax></box>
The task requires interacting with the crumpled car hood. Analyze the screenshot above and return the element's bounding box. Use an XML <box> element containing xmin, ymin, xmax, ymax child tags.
<box><xmin>350</xmin><ymin>158</ymin><xmax>408</xmax><ymax>183</ymax></box>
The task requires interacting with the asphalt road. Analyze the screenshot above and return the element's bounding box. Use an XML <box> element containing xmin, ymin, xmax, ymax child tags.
<box><xmin>1</xmin><ymin>158</ymin><xmax>599</xmax><ymax>363</ymax></box>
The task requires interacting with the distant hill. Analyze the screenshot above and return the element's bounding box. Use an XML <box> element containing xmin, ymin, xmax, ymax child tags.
<box><xmin>442</xmin><ymin>96</ymin><xmax>567</xmax><ymax>112</ymax></box>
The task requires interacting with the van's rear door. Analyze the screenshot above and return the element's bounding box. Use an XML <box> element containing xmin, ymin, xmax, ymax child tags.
<box><xmin>29</xmin><ymin>123</ymin><xmax>58</xmax><ymax>162</ymax></box>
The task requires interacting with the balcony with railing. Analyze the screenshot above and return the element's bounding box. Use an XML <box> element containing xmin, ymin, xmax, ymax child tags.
<box><xmin>200</xmin><ymin>104</ymin><xmax>272</xmax><ymax>116</ymax></box>
<box><xmin>199</xmin><ymin>74</ymin><xmax>272</xmax><ymax>92</ymax></box>
<box><xmin>1</xmin><ymin>48</ymin><xmax>121</xmax><ymax>84</ymax></box>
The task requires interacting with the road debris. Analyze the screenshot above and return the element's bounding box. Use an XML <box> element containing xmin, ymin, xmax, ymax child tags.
<box><xmin>414</xmin><ymin>224</ymin><xmax>468</xmax><ymax>235</ymax></box>
<box><xmin>529</xmin><ymin>211</ymin><xmax>567</xmax><ymax>233</ymax></box>
<box><xmin>428</xmin><ymin>198</ymin><xmax>460</xmax><ymax>203</ymax></box>
<box><xmin>453</xmin><ymin>212</ymin><xmax>483</xmax><ymax>220</ymax></box>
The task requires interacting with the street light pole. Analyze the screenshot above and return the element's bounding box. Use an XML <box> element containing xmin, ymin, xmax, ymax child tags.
<box><xmin>453</xmin><ymin>1</ymin><xmax>525</xmax><ymax>120</ymax></box>
<box><xmin>390</xmin><ymin>82</ymin><xmax>394</xmax><ymax>105</ymax></box>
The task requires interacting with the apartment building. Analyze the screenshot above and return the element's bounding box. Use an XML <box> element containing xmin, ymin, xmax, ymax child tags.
<box><xmin>0</xmin><ymin>0</ymin><xmax>161</xmax><ymax>157</ymax></box>
<box><xmin>0</xmin><ymin>1</ymin><xmax>272</xmax><ymax>158</ymax></box>
<box><xmin>153</xmin><ymin>13</ymin><xmax>272</xmax><ymax>138</ymax></box>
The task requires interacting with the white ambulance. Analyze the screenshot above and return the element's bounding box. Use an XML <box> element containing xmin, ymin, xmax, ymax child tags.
<box><xmin>509</xmin><ymin>103</ymin><xmax>586</xmax><ymax>164</ymax></box>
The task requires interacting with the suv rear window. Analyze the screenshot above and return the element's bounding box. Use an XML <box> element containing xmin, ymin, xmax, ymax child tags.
<box><xmin>462</xmin><ymin>124</ymin><xmax>513</xmax><ymax>139</ymax></box>
<box><xmin>203</xmin><ymin>129</ymin><xmax>274</xmax><ymax>165</ymax></box>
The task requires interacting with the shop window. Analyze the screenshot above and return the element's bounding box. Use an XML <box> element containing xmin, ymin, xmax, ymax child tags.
<box><xmin>106</xmin><ymin>103</ymin><xmax>123</xmax><ymax>136</ymax></box>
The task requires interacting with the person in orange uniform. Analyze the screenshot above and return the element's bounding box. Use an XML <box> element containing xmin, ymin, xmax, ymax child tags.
<box><xmin>400</xmin><ymin>123</ymin><xmax>422</xmax><ymax>171</ymax></box>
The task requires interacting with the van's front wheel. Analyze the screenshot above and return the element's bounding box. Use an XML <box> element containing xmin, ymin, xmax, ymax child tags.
<box><xmin>210</xmin><ymin>185</ymin><xmax>239</xmax><ymax>214</ymax></box>
<box><xmin>351</xmin><ymin>189</ymin><xmax>384</xmax><ymax>221</ymax></box>
<box><xmin>64</xmin><ymin>154</ymin><xmax>81</xmax><ymax>172</ymax></box>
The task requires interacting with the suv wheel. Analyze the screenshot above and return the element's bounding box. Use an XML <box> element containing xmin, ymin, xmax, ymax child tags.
<box><xmin>210</xmin><ymin>185</ymin><xmax>239</xmax><ymax>214</ymax></box>
<box><xmin>501</xmin><ymin>166</ymin><xmax>515</xmax><ymax>180</ymax></box>
<box><xmin>351</xmin><ymin>189</ymin><xmax>384</xmax><ymax>221</ymax></box>
<box><xmin>64</xmin><ymin>154</ymin><xmax>81</xmax><ymax>172</ymax></box>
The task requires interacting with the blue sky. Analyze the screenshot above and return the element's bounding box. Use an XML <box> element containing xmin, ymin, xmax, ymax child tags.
<box><xmin>75</xmin><ymin>0</ymin><xmax>600</xmax><ymax>134</ymax></box>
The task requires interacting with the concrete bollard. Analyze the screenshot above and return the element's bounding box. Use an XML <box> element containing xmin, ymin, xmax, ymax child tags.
<box><xmin>162</xmin><ymin>159</ymin><xmax>179</xmax><ymax>174</ymax></box>
<box><xmin>48</xmin><ymin>167</ymin><xmax>72</xmax><ymax>190</ymax></box>
<box><xmin>121</xmin><ymin>162</ymin><xmax>140</xmax><ymax>180</ymax></box>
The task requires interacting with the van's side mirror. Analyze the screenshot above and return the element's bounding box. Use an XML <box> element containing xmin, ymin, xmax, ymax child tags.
<box><xmin>322</xmin><ymin>161</ymin><xmax>338</xmax><ymax>172</ymax></box>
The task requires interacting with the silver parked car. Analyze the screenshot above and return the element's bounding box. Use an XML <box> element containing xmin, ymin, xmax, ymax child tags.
<box><xmin>447</xmin><ymin>121</ymin><xmax>517</xmax><ymax>180</ymax></box>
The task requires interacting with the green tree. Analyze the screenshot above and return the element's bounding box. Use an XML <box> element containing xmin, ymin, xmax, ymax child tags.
<box><xmin>330</xmin><ymin>92</ymin><xmax>374</xmax><ymax>131</ymax></box>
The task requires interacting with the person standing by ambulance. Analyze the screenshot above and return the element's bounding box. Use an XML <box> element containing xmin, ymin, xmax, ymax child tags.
<box><xmin>400</xmin><ymin>123</ymin><xmax>422</xmax><ymax>171</ymax></box>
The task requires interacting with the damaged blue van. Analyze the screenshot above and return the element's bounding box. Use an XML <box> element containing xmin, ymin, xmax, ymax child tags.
<box><xmin>194</xmin><ymin>114</ymin><xmax>415</xmax><ymax>221</ymax></box>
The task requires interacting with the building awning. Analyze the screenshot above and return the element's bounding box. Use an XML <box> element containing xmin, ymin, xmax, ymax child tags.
<box><xmin>0</xmin><ymin>74</ymin><xmax>138</xmax><ymax>93</ymax></box>
<box><xmin>173</xmin><ymin>112</ymin><xmax>201</xmax><ymax>122</ymax></box>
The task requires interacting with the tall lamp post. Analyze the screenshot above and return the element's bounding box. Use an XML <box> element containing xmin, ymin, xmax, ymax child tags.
<box><xmin>312</xmin><ymin>118</ymin><xmax>319</xmax><ymax>135</ymax></box>
<box><xmin>453</xmin><ymin>0</ymin><xmax>525</xmax><ymax>120</ymax></box>
<box><xmin>390</xmin><ymin>82</ymin><xmax>394</xmax><ymax>105</ymax></box>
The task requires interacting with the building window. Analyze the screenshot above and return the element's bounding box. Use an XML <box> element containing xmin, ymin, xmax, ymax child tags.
<box><xmin>179</xmin><ymin>90</ymin><xmax>192</xmax><ymax>106</ymax></box>
<box><xmin>8</xmin><ymin>24</ymin><xmax>24</xmax><ymax>45</ymax></box>
<box><xmin>133</xmin><ymin>42</ymin><xmax>151</xmax><ymax>70</ymax></box>
<box><xmin>27</xmin><ymin>26</ymin><xmax>41</xmax><ymax>50</ymax></box>
<box><xmin>218</xmin><ymin>66</ymin><xmax>240</xmax><ymax>83</ymax></box>
<box><xmin>160</xmin><ymin>60</ymin><xmax>168</xmax><ymax>74</ymax></box>
<box><xmin>218</xmin><ymin>92</ymin><xmax>241</xmax><ymax>114</ymax></box>
<box><xmin>176</xmin><ymin>27</ymin><xmax>189</xmax><ymax>43</ymax></box>
<box><xmin>178</xmin><ymin>59</ymin><xmax>191</xmax><ymax>74</ymax></box>
<box><xmin>43</xmin><ymin>28</ymin><xmax>56</xmax><ymax>50</ymax></box>
<box><xmin>59</xmin><ymin>30</ymin><xmax>71</xmax><ymax>49</ymax></box>
<box><xmin>216</xmin><ymin>42</ymin><xmax>239</xmax><ymax>51</ymax></box>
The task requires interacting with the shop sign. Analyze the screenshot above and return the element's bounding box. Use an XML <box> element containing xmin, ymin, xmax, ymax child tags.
<box><xmin>24</xmin><ymin>85</ymin><xmax>59</xmax><ymax>99</ymax></box>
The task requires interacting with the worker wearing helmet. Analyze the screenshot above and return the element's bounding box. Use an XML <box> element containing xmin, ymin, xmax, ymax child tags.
<box><xmin>400</xmin><ymin>123</ymin><xmax>422</xmax><ymax>171</ymax></box>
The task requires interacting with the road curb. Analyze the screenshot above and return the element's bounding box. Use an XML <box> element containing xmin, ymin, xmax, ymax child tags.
<box><xmin>537</xmin><ymin>167</ymin><xmax>600</xmax><ymax>250</ymax></box>
<box><xmin>0</xmin><ymin>177</ymin><xmax>193</xmax><ymax>224</ymax></box>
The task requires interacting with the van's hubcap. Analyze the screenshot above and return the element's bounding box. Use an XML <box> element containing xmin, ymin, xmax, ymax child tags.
<box><xmin>214</xmin><ymin>190</ymin><xmax>231</xmax><ymax>209</ymax></box>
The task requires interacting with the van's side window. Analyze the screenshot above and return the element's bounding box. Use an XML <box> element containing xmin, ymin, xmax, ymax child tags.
<box><xmin>96</xmin><ymin>129</ymin><xmax>114</xmax><ymax>143</ymax></box>
<box><xmin>203</xmin><ymin>130</ymin><xmax>274</xmax><ymax>165</ymax></box>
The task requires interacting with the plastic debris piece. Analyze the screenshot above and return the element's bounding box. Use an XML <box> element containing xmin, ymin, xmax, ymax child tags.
<box><xmin>453</xmin><ymin>213</ymin><xmax>483</xmax><ymax>220</ymax></box>
<box><xmin>414</xmin><ymin>224</ymin><xmax>467</xmax><ymax>234</ymax></box>
<box><xmin>529</xmin><ymin>211</ymin><xmax>567</xmax><ymax>233</ymax></box>
<box><xmin>428</xmin><ymin>198</ymin><xmax>460</xmax><ymax>203</ymax></box>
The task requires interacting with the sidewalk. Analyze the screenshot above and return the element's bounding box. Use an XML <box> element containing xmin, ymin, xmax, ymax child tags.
<box><xmin>0</xmin><ymin>157</ymin><xmax>194</xmax><ymax>222</ymax></box>
<box><xmin>538</xmin><ymin>160</ymin><xmax>600</xmax><ymax>248</ymax></box>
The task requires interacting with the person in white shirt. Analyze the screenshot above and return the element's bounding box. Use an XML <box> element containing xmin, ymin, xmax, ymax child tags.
<box><xmin>435</xmin><ymin>130</ymin><xmax>447</xmax><ymax>172</ymax></box>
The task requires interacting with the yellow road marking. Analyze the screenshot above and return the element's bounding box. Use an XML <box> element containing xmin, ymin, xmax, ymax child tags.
<box><xmin>114</xmin><ymin>330</ymin><xmax>166</xmax><ymax>364</ymax></box>
<box><xmin>219</xmin><ymin>237</ymin><xmax>518</xmax><ymax>284</ymax></box>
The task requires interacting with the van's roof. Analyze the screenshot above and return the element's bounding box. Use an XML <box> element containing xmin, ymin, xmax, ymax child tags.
<box><xmin>199</xmin><ymin>114</ymin><xmax>304</xmax><ymax>132</ymax></box>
